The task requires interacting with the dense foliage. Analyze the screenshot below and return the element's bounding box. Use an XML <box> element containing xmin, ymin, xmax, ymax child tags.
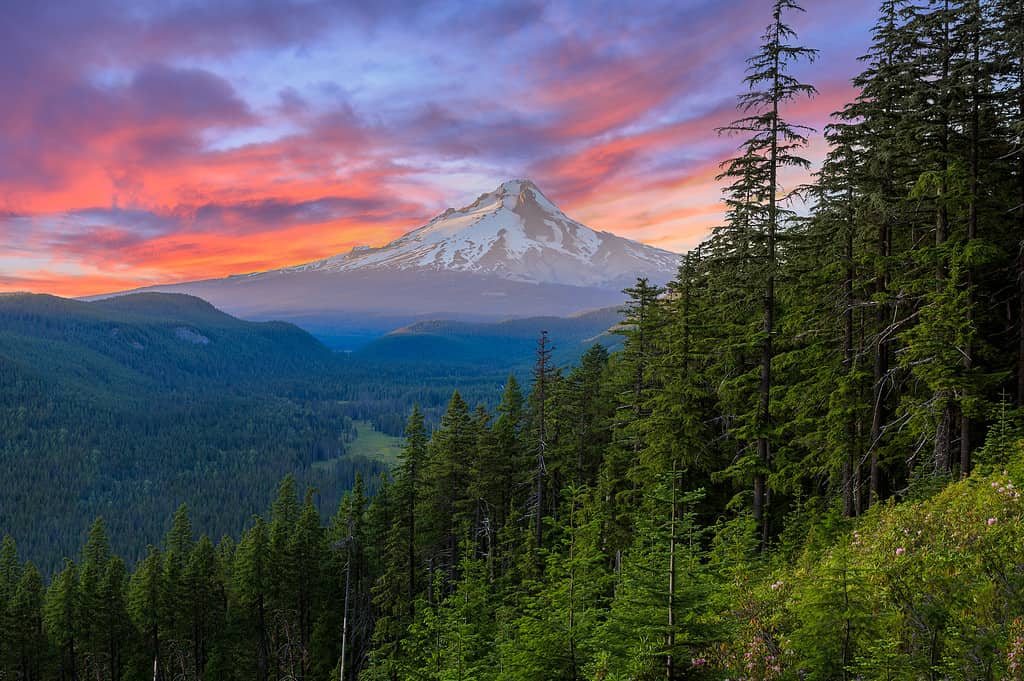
<box><xmin>3</xmin><ymin>0</ymin><xmax>1024</xmax><ymax>678</ymax></box>
<box><xmin>0</xmin><ymin>400</ymin><xmax>1021</xmax><ymax>680</ymax></box>
<box><xmin>0</xmin><ymin>294</ymin><xmax>510</xmax><ymax>571</ymax></box>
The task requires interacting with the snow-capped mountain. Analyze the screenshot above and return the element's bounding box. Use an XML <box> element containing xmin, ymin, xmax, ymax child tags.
<box><xmin>282</xmin><ymin>179</ymin><xmax>678</xmax><ymax>287</ymax></box>
<box><xmin>108</xmin><ymin>180</ymin><xmax>679</xmax><ymax>348</ymax></box>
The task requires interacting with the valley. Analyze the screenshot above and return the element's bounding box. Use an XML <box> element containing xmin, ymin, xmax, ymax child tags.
<box><xmin>2</xmin><ymin>1</ymin><xmax>1024</xmax><ymax>678</ymax></box>
<box><xmin>0</xmin><ymin>290</ymin><xmax>615</xmax><ymax>572</ymax></box>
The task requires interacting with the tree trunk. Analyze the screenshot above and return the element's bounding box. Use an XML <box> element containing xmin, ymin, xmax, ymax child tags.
<box><xmin>1018</xmin><ymin>39</ymin><xmax>1024</xmax><ymax>407</ymax></box>
<box><xmin>666</xmin><ymin>461</ymin><xmax>677</xmax><ymax>681</ymax></box>
<box><xmin>934</xmin><ymin>0</ymin><xmax>952</xmax><ymax>474</ymax></box>
<box><xmin>843</xmin><ymin>190</ymin><xmax>858</xmax><ymax>516</ymax></box>
<box><xmin>534</xmin><ymin>332</ymin><xmax>549</xmax><ymax>552</ymax></box>
<box><xmin>961</xmin><ymin>14</ymin><xmax>980</xmax><ymax>478</ymax></box>
<box><xmin>340</xmin><ymin>559</ymin><xmax>350</xmax><ymax>681</ymax></box>
<box><xmin>869</xmin><ymin>217</ymin><xmax>891</xmax><ymax>507</ymax></box>
<box><xmin>150</xmin><ymin>625</ymin><xmax>160</xmax><ymax>681</ymax></box>
<box><xmin>257</xmin><ymin>595</ymin><xmax>268</xmax><ymax>681</ymax></box>
<box><xmin>408</xmin><ymin>459</ymin><xmax>417</xmax><ymax>618</ymax></box>
<box><xmin>755</xmin><ymin>34</ymin><xmax>780</xmax><ymax>551</ymax></box>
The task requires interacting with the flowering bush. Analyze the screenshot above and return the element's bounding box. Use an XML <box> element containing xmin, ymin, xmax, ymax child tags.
<box><xmin>715</xmin><ymin>464</ymin><xmax>1024</xmax><ymax>680</ymax></box>
<box><xmin>1008</xmin><ymin>618</ymin><xmax>1024</xmax><ymax>681</ymax></box>
<box><xmin>716</xmin><ymin>617</ymin><xmax>795</xmax><ymax>681</ymax></box>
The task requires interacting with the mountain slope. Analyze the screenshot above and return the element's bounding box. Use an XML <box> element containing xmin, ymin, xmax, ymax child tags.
<box><xmin>0</xmin><ymin>292</ymin><xmax>332</xmax><ymax>395</ymax></box>
<box><xmin>289</xmin><ymin>179</ymin><xmax>678</xmax><ymax>287</ymax></box>
<box><xmin>0</xmin><ymin>293</ymin><xmax>386</xmax><ymax>571</ymax></box>
<box><xmin>114</xmin><ymin>180</ymin><xmax>678</xmax><ymax>346</ymax></box>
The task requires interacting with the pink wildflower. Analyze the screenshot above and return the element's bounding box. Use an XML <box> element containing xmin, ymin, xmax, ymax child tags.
<box><xmin>1007</xmin><ymin>618</ymin><xmax>1024</xmax><ymax>680</ymax></box>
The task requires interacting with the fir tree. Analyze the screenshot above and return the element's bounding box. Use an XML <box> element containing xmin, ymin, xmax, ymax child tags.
<box><xmin>717</xmin><ymin>0</ymin><xmax>818</xmax><ymax>547</ymax></box>
<box><xmin>0</xmin><ymin>536</ymin><xmax>21</xmax><ymax>676</ymax></box>
<box><xmin>129</xmin><ymin>546</ymin><xmax>166</xmax><ymax>681</ymax></box>
<box><xmin>44</xmin><ymin>560</ymin><xmax>80</xmax><ymax>681</ymax></box>
<box><xmin>11</xmin><ymin>563</ymin><xmax>46</xmax><ymax>681</ymax></box>
<box><xmin>528</xmin><ymin>332</ymin><xmax>557</xmax><ymax>553</ymax></box>
<box><xmin>234</xmin><ymin>519</ymin><xmax>270</xmax><ymax>681</ymax></box>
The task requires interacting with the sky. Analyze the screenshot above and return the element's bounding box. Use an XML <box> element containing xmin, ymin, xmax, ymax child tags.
<box><xmin>0</xmin><ymin>0</ymin><xmax>877</xmax><ymax>297</ymax></box>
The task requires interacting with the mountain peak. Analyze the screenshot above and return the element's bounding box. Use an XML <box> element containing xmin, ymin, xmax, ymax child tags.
<box><xmin>498</xmin><ymin>177</ymin><xmax>532</xmax><ymax>191</ymax></box>
<box><xmin>495</xmin><ymin>178</ymin><xmax>539</xmax><ymax>195</ymax></box>
<box><xmin>127</xmin><ymin>179</ymin><xmax>680</xmax><ymax>332</ymax></box>
<box><xmin>289</xmin><ymin>179</ymin><xmax>679</xmax><ymax>288</ymax></box>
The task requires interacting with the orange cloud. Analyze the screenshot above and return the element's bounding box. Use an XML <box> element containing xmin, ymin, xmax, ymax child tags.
<box><xmin>0</xmin><ymin>0</ymin><xmax>872</xmax><ymax>298</ymax></box>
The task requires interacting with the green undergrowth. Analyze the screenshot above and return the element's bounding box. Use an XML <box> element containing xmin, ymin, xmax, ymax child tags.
<box><xmin>711</xmin><ymin>443</ymin><xmax>1024</xmax><ymax>681</ymax></box>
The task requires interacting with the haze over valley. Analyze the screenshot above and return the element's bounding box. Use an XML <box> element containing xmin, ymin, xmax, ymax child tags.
<box><xmin>2</xmin><ymin>2</ymin><xmax>1024</xmax><ymax>680</ymax></box>
<box><xmin>102</xmin><ymin>179</ymin><xmax>679</xmax><ymax>347</ymax></box>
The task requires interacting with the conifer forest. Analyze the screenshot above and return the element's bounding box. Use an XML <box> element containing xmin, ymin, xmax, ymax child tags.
<box><xmin>3</xmin><ymin>0</ymin><xmax>1024</xmax><ymax>679</ymax></box>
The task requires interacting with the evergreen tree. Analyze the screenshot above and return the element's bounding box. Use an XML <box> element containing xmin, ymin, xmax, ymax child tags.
<box><xmin>369</xmin><ymin>407</ymin><xmax>428</xmax><ymax>680</ymax></box>
<box><xmin>641</xmin><ymin>254</ymin><xmax>716</xmax><ymax>484</ymax></box>
<box><xmin>100</xmin><ymin>557</ymin><xmax>131</xmax><ymax>681</ymax></box>
<box><xmin>594</xmin><ymin>485</ymin><xmax>712</xmax><ymax>681</ymax></box>
<box><xmin>0</xmin><ymin>535</ymin><xmax>21</xmax><ymax>674</ymax></box>
<box><xmin>183</xmin><ymin>535</ymin><xmax>223</xmax><ymax>681</ymax></box>
<box><xmin>11</xmin><ymin>563</ymin><xmax>46</xmax><ymax>681</ymax></box>
<box><xmin>500</xmin><ymin>486</ymin><xmax>609</xmax><ymax>681</ymax></box>
<box><xmin>527</xmin><ymin>332</ymin><xmax>557</xmax><ymax>553</ymax></box>
<box><xmin>783</xmin><ymin>120</ymin><xmax>871</xmax><ymax>517</ymax></box>
<box><xmin>234</xmin><ymin>519</ymin><xmax>270</xmax><ymax>681</ymax></box>
<box><xmin>717</xmin><ymin>0</ymin><xmax>818</xmax><ymax>547</ymax></box>
<box><xmin>421</xmin><ymin>392</ymin><xmax>476</xmax><ymax>582</ymax></box>
<box><xmin>267</xmin><ymin>476</ymin><xmax>301</xmax><ymax>678</ymax></box>
<box><xmin>601</xmin><ymin>278</ymin><xmax>667</xmax><ymax>569</ymax></box>
<box><xmin>207</xmin><ymin>535</ymin><xmax>239</xmax><ymax>681</ymax></box>
<box><xmin>330</xmin><ymin>476</ymin><xmax>370</xmax><ymax>681</ymax></box>
<box><xmin>45</xmin><ymin>560</ymin><xmax>81</xmax><ymax>681</ymax></box>
<box><xmin>398</xmin><ymin>405</ymin><xmax>429</xmax><ymax>611</ymax></box>
<box><xmin>291</xmin><ymin>491</ymin><xmax>325</xmax><ymax>679</ymax></box>
<box><xmin>490</xmin><ymin>375</ymin><xmax>530</xmax><ymax>578</ymax></box>
<box><xmin>128</xmin><ymin>546</ymin><xmax>165</xmax><ymax>681</ymax></box>
<box><xmin>996</xmin><ymin>0</ymin><xmax>1024</xmax><ymax>406</ymax></box>
<box><xmin>836</xmin><ymin>0</ymin><xmax>921</xmax><ymax>506</ymax></box>
<box><xmin>79</xmin><ymin>518</ymin><xmax>115</xmax><ymax>680</ymax></box>
<box><xmin>559</xmin><ymin>346</ymin><xmax>612</xmax><ymax>490</ymax></box>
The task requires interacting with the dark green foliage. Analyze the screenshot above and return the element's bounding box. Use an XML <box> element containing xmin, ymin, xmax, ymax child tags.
<box><xmin>3</xmin><ymin>293</ymin><xmax>612</xmax><ymax>574</ymax></box>
<box><xmin>4</xmin><ymin>2</ymin><xmax>1024</xmax><ymax>679</ymax></box>
<box><xmin>353</xmin><ymin>307</ymin><xmax>624</xmax><ymax>368</ymax></box>
<box><xmin>0</xmin><ymin>293</ymin><xmax>387</xmax><ymax>573</ymax></box>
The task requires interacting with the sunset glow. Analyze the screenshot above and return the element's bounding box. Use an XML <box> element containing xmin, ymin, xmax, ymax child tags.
<box><xmin>2</xmin><ymin>0</ymin><xmax>876</xmax><ymax>297</ymax></box>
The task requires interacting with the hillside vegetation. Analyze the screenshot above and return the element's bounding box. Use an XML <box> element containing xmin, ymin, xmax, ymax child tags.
<box><xmin>0</xmin><ymin>293</ymin><xmax>381</xmax><ymax>571</ymax></box>
<box><xmin>354</xmin><ymin>307</ymin><xmax>622</xmax><ymax>367</ymax></box>
<box><xmin>0</xmin><ymin>293</ymin><xmax>608</xmax><ymax>571</ymax></box>
<box><xmin>2</xmin><ymin>0</ymin><xmax>1024</xmax><ymax>679</ymax></box>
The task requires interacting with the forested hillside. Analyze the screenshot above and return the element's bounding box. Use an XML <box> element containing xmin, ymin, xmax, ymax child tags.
<box><xmin>0</xmin><ymin>293</ymin><xmax>595</xmax><ymax>571</ymax></box>
<box><xmin>2</xmin><ymin>0</ymin><xmax>1024</xmax><ymax>679</ymax></box>
<box><xmin>353</xmin><ymin>307</ymin><xmax>622</xmax><ymax>368</ymax></box>
<box><xmin>0</xmin><ymin>293</ymin><xmax>391</xmax><ymax>572</ymax></box>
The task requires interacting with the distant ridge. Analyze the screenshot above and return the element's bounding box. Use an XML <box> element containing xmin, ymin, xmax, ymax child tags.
<box><xmin>355</xmin><ymin>307</ymin><xmax>623</xmax><ymax>367</ymax></box>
